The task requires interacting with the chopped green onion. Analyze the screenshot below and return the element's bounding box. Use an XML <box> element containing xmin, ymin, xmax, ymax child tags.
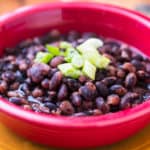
<box><xmin>77</xmin><ymin>44</ymin><xmax>94</xmax><ymax>54</ymax></box>
<box><xmin>59</xmin><ymin>51</ymin><xmax>66</xmax><ymax>56</ymax></box>
<box><xmin>37</xmin><ymin>37</ymin><xmax>110</xmax><ymax>80</ymax></box>
<box><xmin>84</xmin><ymin>38</ymin><xmax>103</xmax><ymax>48</ymax></box>
<box><xmin>82</xmin><ymin>60</ymin><xmax>96</xmax><ymax>80</ymax></box>
<box><xmin>98</xmin><ymin>56</ymin><xmax>110</xmax><ymax>68</ymax></box>
<box><xmin>82</xmin><ymin>51</ymin><xmax>100</xmax><ymax>66</ymax></box>
<box><xmin>83</xmin><ymin>52</ymin><xmax>110</xmax><ymax>69</ymax></box>
<box><xmin>77</xmin><ymin>38</ymin><xmax>103</xmax><ymax>53</ymax></box>
<box><xmin>58</xmin><ymin>63</ymin><xmax>82</xmax><ymax>79</ymax></box>
<box><xmin>71</xmin><ymin>54</ymin><xmax>84</xmax><ymax>68</ymax></box>
<box><xmin>46</xmin><ymin>44</ymin><xmax>60</xmax><ymax>56</ymax></box>
<box><xmin>59</xmin><ymin>41</ymin><xmax>72</xmax><ymax>49</ymax></box>
<box><xmin>64</xmin><ymin>48</ymin><xmax>79</xmax><ymax>62</ymax></box>
<box><xmin>34</xmin><ymin>52</ymin><xmax>53</xmax><ymax>63</ymax></box>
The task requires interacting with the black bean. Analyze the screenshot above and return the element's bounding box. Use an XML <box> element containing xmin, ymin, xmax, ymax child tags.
<box><xmin>146</xmin><ymin>63</ymin><xmax>150</xmax><ymax>73</ymax></box>
<box><xmin>27</xmin><ymin>63</ymin><xmax>50</xmax><ymax>83</ymax></box>
<box><xmin>1</xmin><ymin>31</ymin><xmax>150</xmax><ymax>116</ymax></box>
<box><xmin>48</xmin><ymin>91</ymin><xmax>57</xmax><ymax>100</ymax></box>
<box><xmin>120</xmin><ymin>49</ymin><xmax>131</xmax><ymax>61</ymax></box>
<box><xmin>43</xmin><ymin>97</ymin><xmax>52</xmax><ymax>102</ymax></box>
<box><xmin>117</xmin><ymin>69</ymin><xmax>126</xmax><ymax>78</ymax></box>
<box><xmin>125</xmin><ymin>73</ymin><xmax>137</xmax><ymax>88</ymax></box>
<box><xmin>64</xmin><ymin>78</ymin><xmax>81</xmax><ymax>91</ymax></box>
<box><xmin>7</xmin><ymin>91</ymin><xmax>19</xmax><ymax>97</ymax></box>
<box><xmin>132</xmin><ymin>54</ymin><xmax>144</xmax><ymax>61</ymax></box>
<box><xmin>96</xmin><ymin>97</ymin><xmax>110</xmax><ymax>113</ymax></box>
<box><xmin>57</xmin><ymin>84</ymin><xmax>68</xmax><ymax>101</ymax></box>
<box><xmin>110</xmin><ymin>84</ymin><xmax>127</xmax><ymax>96</ymax></box>
<box><xmin>132</xmin><ymin>99</ymin><xmax>142</xmax><ymax>105</ymax></box>
<box><xmin>0</xmin><ymin>80</ymin><xmax>7</xmax><ymax>94</ymax></box>
<box><xmin>71</xmin><ymin>92</ymin><xmax>82</xmax><ymax>106</ymax></box>
<box><xmin>98</xmin><ymin>44</ymin><xmax>111</xmax><ymax>54</ymax></box>
<box><xmin>15</xmin><ymin>71</ymin><xmax>24</xmax><ymax>82</ymax></box>
<box><xmin>122</xmin><ymin>62</ymin><xmax>136</xmax><ymax>72</ymax></box>
<box><xmin>10</xmin><ymin>82</ymin><xmax>20</xmax><ymax>90</ymax></box>
<box><xmin>82</xmin><ymin>32</ymin><xmax>97</xmax><ymax>39</ymax></box>
<box><xmin>79</xmin><ymin>82</ymin><xmax>97</xmax><ymax>100</ymax></box>
<box><xmin>9</xmin><ymin>97</ymin><xmax>27</xmax><ymax>105</ymax></box>
<box><xmin>95</xmin><ymin>69</ymin><xmax>106</xmax><ymax>81</ymax></box>
<box><xmin>4</xmin><ymin>55</ymin><xmax>16</xmax><ymax>62</ymax></box>
<box><xmin>120</xmin><ymin>92</ymin><xmax>139</xmax><ymax>109</ymax></box>
<box><xmin>103</xmin><ymin>42</ymin><xmax>120</xmax><ymax>56</ymax></box>
<box><xmin>18</xmin><ymin>39</ymin><xmax>33</xmax><ymax>48</ymax></box>
<box><xmin>48</xmin><ymin>68</ymin><xmax>58</xmax><ymax>78</ymax></box>
<box><xmin>82</xmin><ymin>101</ymin><xmax>93</xmax><ymax>110</ymax></box>
<box><xmin>104</xmin><ymin>39</ymin><xmax>121</xmax><ymax>47</ymax></box>
<box><xmin>19</xmin><ymin>62</ymin><xmax>28</xmax><ymax>71</ymax></box>
<box><xmin>32</xmin><ymin>88</ymin><xmax>43</xmax><ymax>98</ymax></box>
<box><xmin>2</xmin><ymin>71</ymin><xmax>16</xmax><ymax>82</ymax></box>
<box><xmin>5</xmin><ymin>48</ymin><xmax>17</xmax><ymax>54</ymax></box>
<box><xmin>49</xmin><ymin>71</ymin><xmax>63</xmax><ymax>90</ymax></box>
<box><xmin>92</xmin><ymin>109</ymin><xmax>103</xmax><ymax>115</ymax></box>
<box><xmin>137</xmin><ymin>70</ymin><xmax>146</xmax><ymax>79</ymax></box>
<box><xmin>132</xmin><ymin>87</ymin><xmax>146</xmax><ymax>95</ymax></box>
<box><xmin>33</xmin><ymin>37</ymin><xmax>41</xmax><ymax>45</ymax></box>
<box><xmin>96</xmin><ymin>81</ymin><xmax>109</xmax><ymax>97</ymax></box>
<box><xmin>107</xmin><ymin>94</ymin><xmax>120</xmax><ymax>106</ymax></box>
<box><xmin>25</xmin><ymin>78</ymin><xmax>32</xmax><ymax>85</ymax></box>
<box><xmin>78</xmin><ymin>75</ymin><xmax>89</xmax><ymax>84</ymax></box>
<box><xmin>44</xmin><ymin>102</ymin><xmax>57</xmax><ymax>110</ymax></box>
<box><xmin>50</xmin><ymin>56</ymin><xmax>64</xmax><ymax>68</ymax></box>
<box><xmin>67</xmin><ymin>31</ymin><xmax>80</xmax><ymax>42</ymax></box>
<box><xmin>101</xmin><ymin>76</ymin><xmax>117</xmax><ymax>86</ymax></box>
<box><xmin>41</xmin><ymin>78</ymin><xmax>50</xmax><ymax>89</ymax></box>
<box><xmin>59</xmin><ymin>101</ymin><xmax>74</xmax><ymax>115</ymax></box>
<box><xmin>50</xmin><ymin>29</ymin><xmax>60</xmax><ymax>40</ymax></box>
<box><xmin>131</xmin><ymin>59</ymin><xmax>144</xmax><ymax>70</ymax></box>
<box><xmin>145</xmin><ymin>73</ymin><xmax>150</xmax><ymax>83</ymax></box>
<box><xmin>116</xmin><ymin>79</ymin><xmax>124</xmax><ymax>85</ymax></box>
<box><xmin>6</xmin><ymin>63</ymin><xmax>17</xmax><ymax>71</ymax></box>
<box><xmin>107</xmin><ymin>66</ymin><xmax>117</xmax><ymax>76</ymax></box>
<box><xmin>51</xmin><ymin>108</ymin><xmax>61</xmax><ymax>115</ymax></box>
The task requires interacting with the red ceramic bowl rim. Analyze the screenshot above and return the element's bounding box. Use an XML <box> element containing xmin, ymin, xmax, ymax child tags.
<box><xmin>0</xmin><ymin>2</ymin><xmax>150</xmax><ymax>128</ymax></box>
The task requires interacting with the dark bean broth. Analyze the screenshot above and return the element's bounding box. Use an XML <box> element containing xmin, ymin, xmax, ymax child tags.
<box><xmin>0</xmin><ymin>30</ymin><xmax>150</xmax><ymax>116</ymax></box>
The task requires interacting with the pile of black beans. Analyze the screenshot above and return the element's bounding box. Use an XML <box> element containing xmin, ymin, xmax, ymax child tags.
<box><xmin>0</xmin><ymin>30</ymin><xmax>150</xmax><ymax>116</ymax></box>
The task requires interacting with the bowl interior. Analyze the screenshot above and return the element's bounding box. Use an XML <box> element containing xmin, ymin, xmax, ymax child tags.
<box><xmin>0</xmin><ymin>3</ymin><xmax>150</xmax><ymax>126</ymax></box>
<box><xmin>0</xmin><ymin>3</ymin><xmax>150</xmax><ymax>56</ymax></box>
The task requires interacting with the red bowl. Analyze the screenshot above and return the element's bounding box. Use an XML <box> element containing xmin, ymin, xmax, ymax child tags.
<box><xmin>0</xmin><ymin>2</ymin><xmax>150</xmax><ymax>149</ymax></box>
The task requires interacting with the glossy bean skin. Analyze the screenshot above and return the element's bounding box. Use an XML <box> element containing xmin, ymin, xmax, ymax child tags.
<box><xmin>0</xmin><ymin>30</ymin><xmax>150</xmax><ymax>116</ymax></box>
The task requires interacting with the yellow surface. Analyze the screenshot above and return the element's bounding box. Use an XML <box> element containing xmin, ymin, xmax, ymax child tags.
<box><xmin>0</xmin><ymin>123</ymin><xmax>150</xmax><ymax>150</ymax></box>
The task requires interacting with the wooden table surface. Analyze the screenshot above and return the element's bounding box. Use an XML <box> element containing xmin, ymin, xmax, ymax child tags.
<box><xmin>0</xmin><ymin>0</ymin><xmax>150</xmax><ymax>14</ymax></box>
<box><xmin>0</xmin><ymin>0</ymin><xmax>150</xmax><ymax>150</ymax></box>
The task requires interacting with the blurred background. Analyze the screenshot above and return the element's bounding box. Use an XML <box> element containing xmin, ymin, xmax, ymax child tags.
<box><xmin>0</xmin><ymin>0</ymin><xmax>150</xmax><ymax>15</ymax></box>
